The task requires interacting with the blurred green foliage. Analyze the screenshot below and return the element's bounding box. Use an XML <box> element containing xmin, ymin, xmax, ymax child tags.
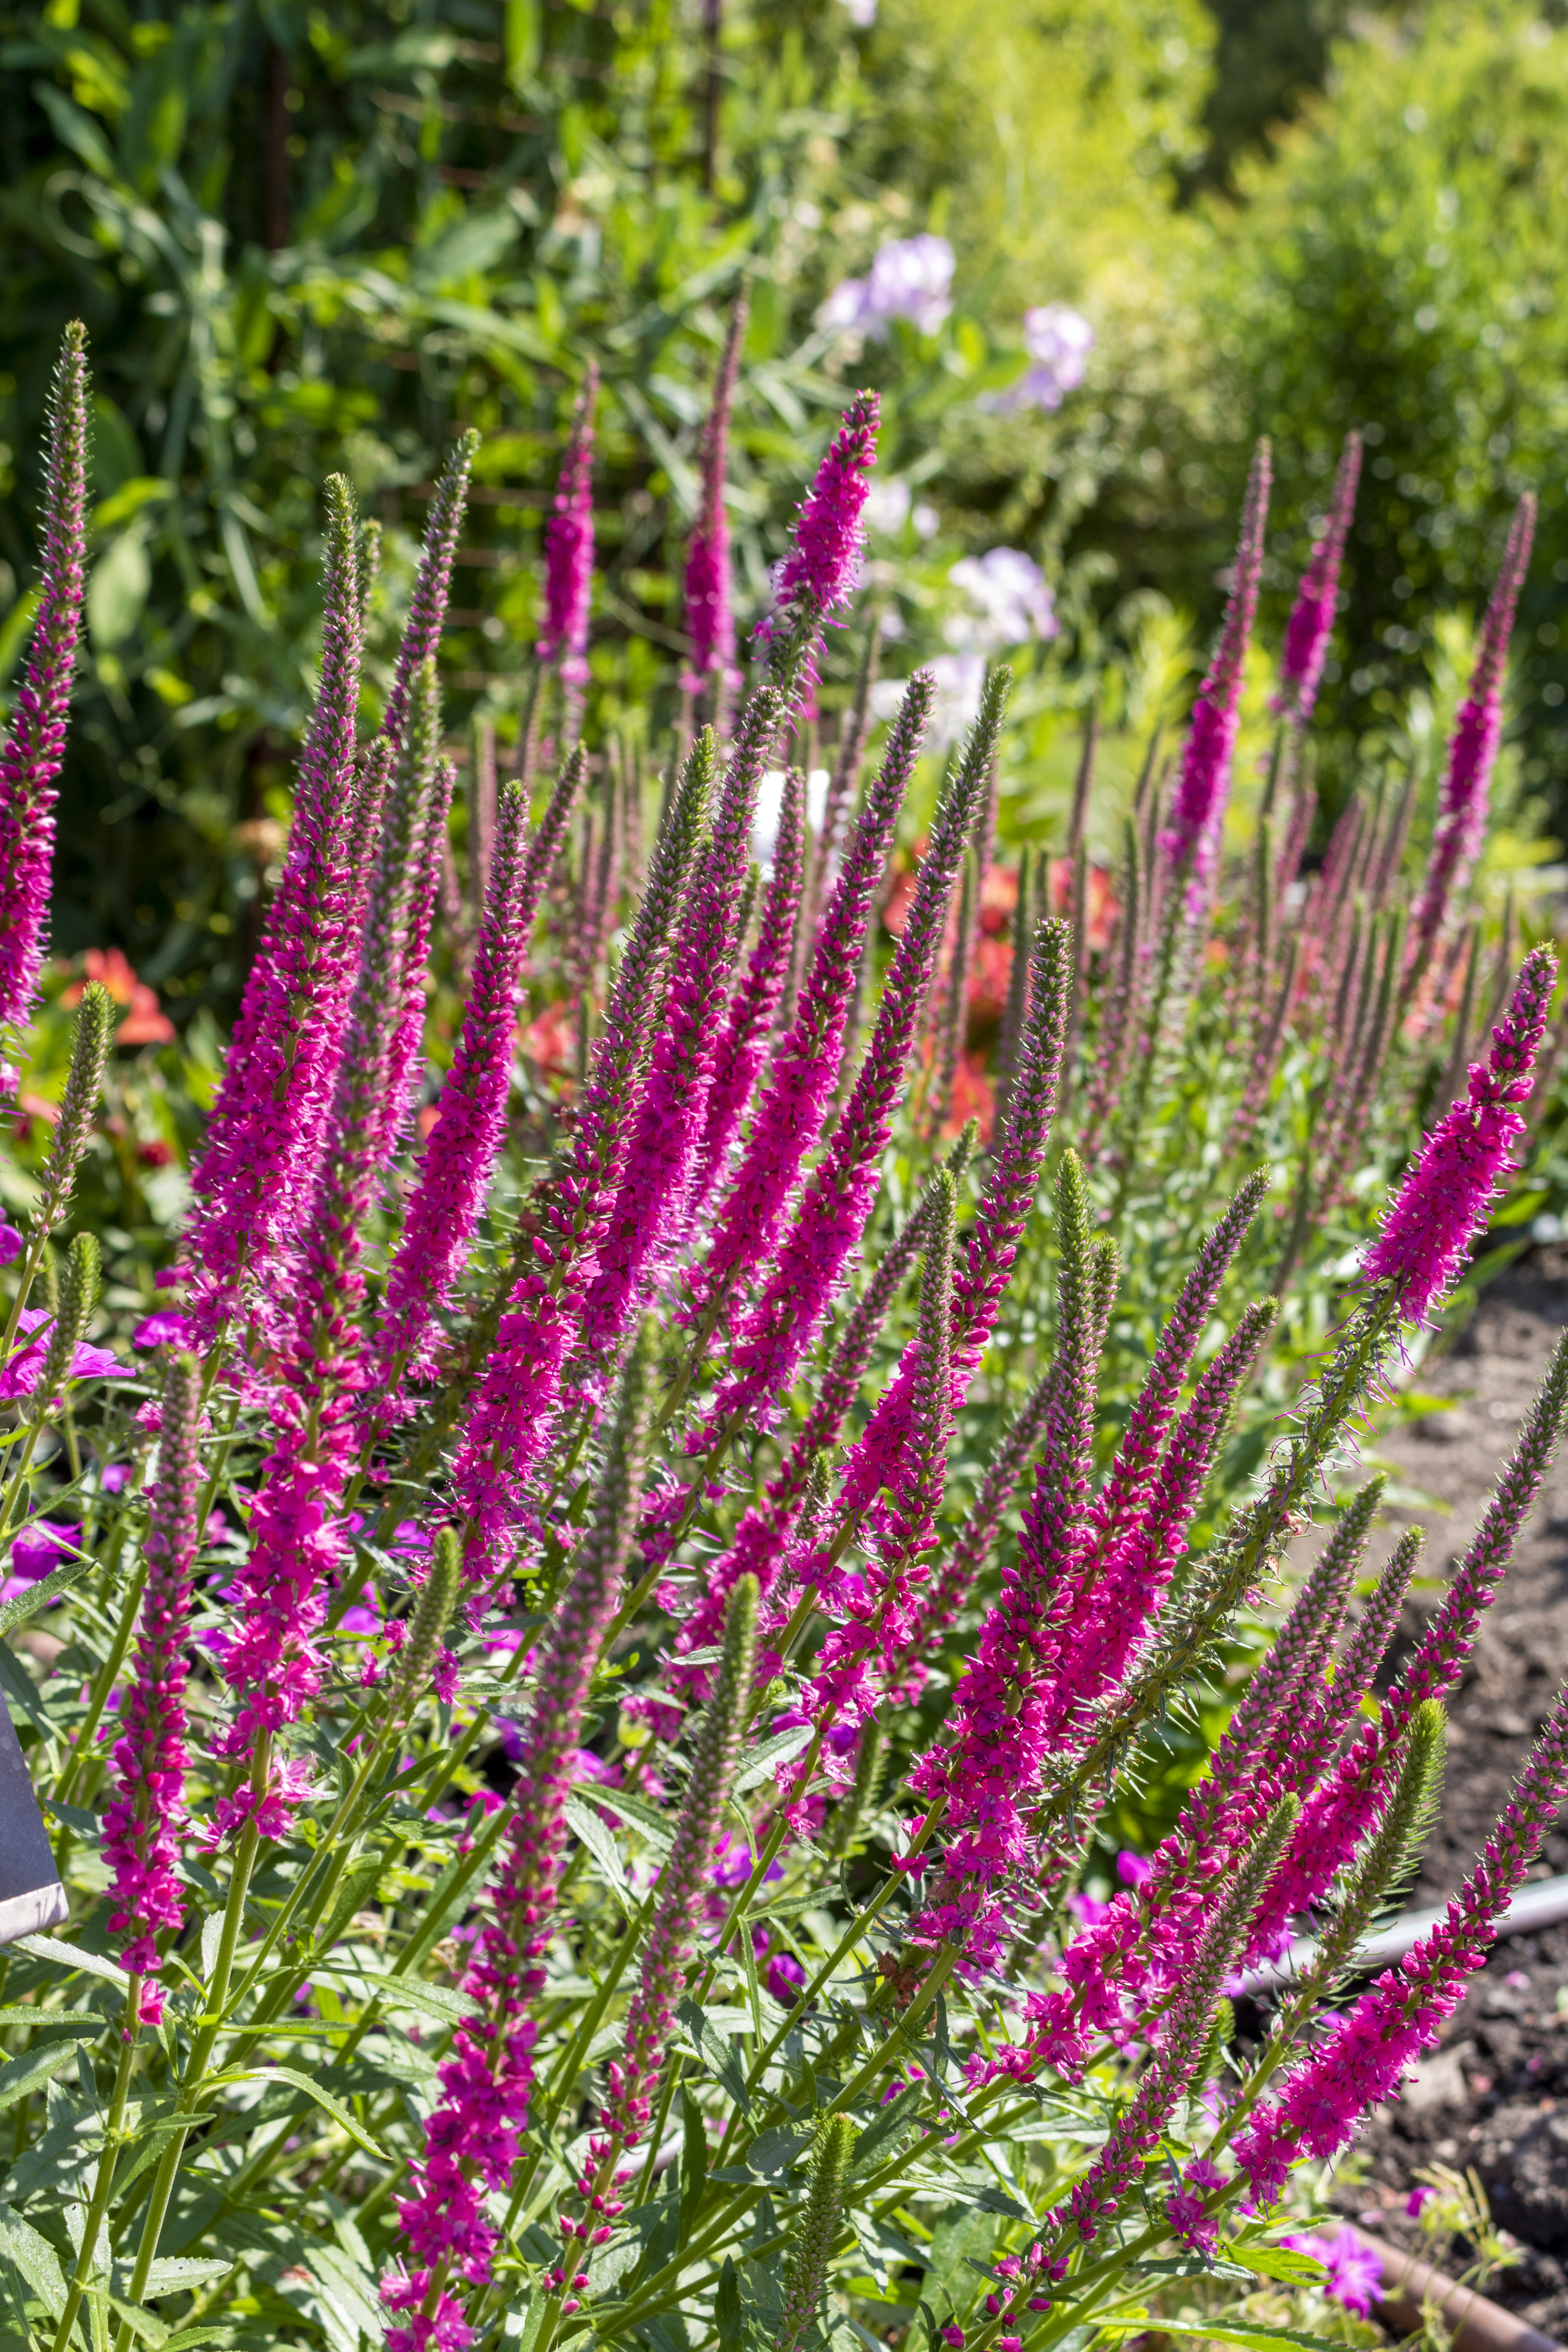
<box><xmin>1195</xmin><ymin>0</ymin><xmax>1568</xmax><ymax>816</ymax></box>
<box><xmin>6</xmin><ymin>0</ymin><xmax>1568</xmax><ymax>1012</ymax></box>
<box><xmin>0</xmin><ymin>0</ymin><xmax>872</xmax><ymax>1012</ymax></box>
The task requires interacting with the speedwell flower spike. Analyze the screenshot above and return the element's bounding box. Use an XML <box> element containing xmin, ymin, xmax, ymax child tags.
<box><xmin>0</xmin><ymin>321</ymin><xmax>87</xmax><ymax>1047</ymax></box>
<box><xmin>103</xmin><ymin>1351</ymin><xmax>200</xmax><ymax>2022</ymax></box>
<box><xmin>1410</xmin><ymin>491</ymin><xmax>1536</xmax><ymax>969</ymax></box>
<box><xmin>691</xmin><ymin>667</ymin><xmax>936</xmax><ymax>1327</ymax></box>
<box><xmin>690</xmin><ymin>766</ymin><xmax>806</xmax><ymax>1219</ymax></box>
<box><xmin>705</xmin><ymin>667</ymin><xmax>1007</xmax><ymax>1428</ymax></box>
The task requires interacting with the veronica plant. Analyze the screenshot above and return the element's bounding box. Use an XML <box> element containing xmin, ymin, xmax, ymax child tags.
<box><xmin>0</xmin><ymin>323</ymin><xmax>1565</xmax><ymax>2352</ymax></box>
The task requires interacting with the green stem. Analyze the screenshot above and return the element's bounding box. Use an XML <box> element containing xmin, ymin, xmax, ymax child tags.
<box><xmin>52</xmin><ymin>1999</ymin><xmax>140</xmax><ymax>2352</ymax></box>
<box><xmin>53</xmin><ymin>1563</ymin><xmax>147</xmax><ymax>1807</ymax></box>
<box><xmin>111</xmin><ymin>1813</ymin><xmax>261</xmax><ymax>2351</ymax></box>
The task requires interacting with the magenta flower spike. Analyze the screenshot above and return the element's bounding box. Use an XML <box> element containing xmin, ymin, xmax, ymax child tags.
<box><xmin>690</xmin><ymin>670</ymin><xmax>936</xmax><ymax>1325</ymax></box>
<box><xmin>1184</xmin><ymin>1479</ymin><xmax>1383</xmax><ymax>1845</ymax></box>
<box><xmin>600</xmin><ymin>1577</ymin><xmax>757</xmax><ymax>2156</ymax></box>
<box><xmin>1236</xmin><ymin>1681</ymin><xmax>1568</xmax><ymax>2211</ymax></box>
<box><xmin>689</xmin><ymin>768</ymin><xmax>807</xmax><ymax>1220</ymax></box>
<box><xmin>383</xmin><ymin>432</ymin><xmax>478</xmax><ymax>756</ymax></box>
<box><xmin>214</xmin><ymin>724</ymin><xmax>436</xmax><ymax>1839</ymax></box>
<box><xmin>703</xmin><ymin>668</ymin><xmax>1008</xmax><ymax>1431</ymax></box>
<box><xmin>1246</xmin><ymin>1330</ymin><xmax>1568</xmax><ymax>1962</ymax></box>
<box><xmin>1361</xmin><ymin>942</ymin><xmax>1555</xmax><ymax>1327</ymax></box>
<box><xmin>0</xmin><ymin>321</ymin><xmax>87</xmax><ymax>1049</ymax></box>
<box><xmin>102</xmin><ymin>1353</ymin><xmax>200</xmax><ymax>2022</ymax></box>
<box><xmin>450</xmin><ymin>737</ymin><xmax>712</xmax><ymax>1566</ymax></box>
<box><xmin>537</xmin><ymin>367</ymin><xmax>599</xmax><ymax>693</ymax></box>
<box><xmin>683</xmin><ymin>298</ymin><xmax>746</xmax><ymax>725</ymax></box>
<box><xmin>1162</xmin><ymin>440</ymin><xmax>1271</xmax><ymax>889</ymax></box>
<box><xmin>833</xmin><ymin>911</ymin><xmax>1072</xmax><ymax>1515</ymax></box>
<box><xmin>1043</xmin><ymin>1799</ymin><xmax>1296</xmax><ymax>2269</ymax></box>
<box><xmin>1274</xmin><ymin>431</ymin><xmax>1361</xmax><ymax>724</ymax></box>
<box><xmin>1051</xmin><ymin>1299</ymin><xmax>1276</xmax><ymax>1719</ymax></box>
<box><xmin>575</xmin><ymin>696</ymin><xmax>783</xmax><ymax>1364</ymax></box>
<box><xmin>759</xmin><ymin>390</ymin><xmax>879</xmax><ymax>704</ymax></box>
<box><xmin>668</xmin><ymin>1134</ymin><xmax>975</xmax><ymax>1700</ymax></box>
<box><xmin>386</xmin><ymin>1352</ymin><xmax>651</xmax><ymax>2348</ymax></box>
<box><xmin>1083</xmin><ymin>1172</ymin><xmax>1270</xmax><ymax>1568</ymax></box>
<box><xmin>1410</xmin><ymin>492</ymin><xmax>1536</xmax><ymax>968</ymax></box>
<box><xmin>904</xmin><ymin>1151</ymin><xmax>1100</xmax><ymax>1953</ymax></box>
<box><xmin>377</xmin><ymin>746</ymin><xmax>456</xmax><ymax>1171</ymax></box>
<box><xmin>378</xmin><ymin>758</ymin><xmax>583</xmax><ymax>1385</ymax></box>
<box><xmin>805</xmin><ymin>1171</ymin><xmax>958</xmax><ymax>1730</ymax></box>
<box><xmin>186</xmin><ymin>477</ymin><xmax>365</xmax><ymax>1321</ymax></box>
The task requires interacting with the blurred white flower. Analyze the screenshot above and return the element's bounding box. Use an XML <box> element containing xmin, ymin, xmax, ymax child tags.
<box><xmin>820</xmin><ymin>234</ymin><xmax>955</xmax><ymax>339</ymax></box>
<box><xmin>913</xmin><ymin>501</ymin><xmax>940</xmax><ymax>541</ymax></box>
<box><xmin>863</xmin><ymin>477</ymin><xmax>912</xmax><ymax>537</ymax></box>
<box><xmin>753</xmin><ymin>768</ymin><xmax>832</xmax><ymax>868</ymax></box>
<box><xmin>874</xmin><ymin>656</ymin><xmax>987</xmax><ymax>750</ymax></box>
<box><xmin>946</xmin><ymin>547</ymin><xmax>1058</xmax><ymax>652</ymax></box>
<box><xmin>982</xmin><ymin>302</ymin><xmax>1096</xmax><ymax>413</ymax></box>
<box><xmin>926</xmin><ymin>653</ymin><xmax>989</xmax><ymax>748</ymax></box>
<box><xmin>839</xmin><ymin>0</ymin><xmax>877</xmax><ymax>22</ymax></box>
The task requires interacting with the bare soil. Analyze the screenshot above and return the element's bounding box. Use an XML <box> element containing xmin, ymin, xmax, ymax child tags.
<box><xmin>1305</xmin><ymin>1258</ymin><xmax>1568</xmax><ymax>2331</ymax></box>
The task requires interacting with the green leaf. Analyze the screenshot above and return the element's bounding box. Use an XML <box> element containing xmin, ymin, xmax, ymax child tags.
<box><xmin>560</xmin><ymin>1780</ymin><xmax>672</xmax><ymax>1856</ymax></box>
<box><xmin>680</xmin><ymin>2085</ymin><xmax>707</xmax><ymax>2232</ymax></box>
<box><xmin>140</xmin><ymin>2259</ymin><xmax>232</xmax><ymax>2295</ymax></box>
<box><xmin>715</xmin><ymin>2254</ymin><xmax>742</xmax><ymax>2351</ymax></box>
<box><xmin>675</xmin><ymin>1995</ymin><xmax>750</xmax><ymax>2114</ymax></box>
<box><xmin>0</xmin><ymin>2006</ymin><xmax>101</xmax><ymax>2030</ymax></box>
<box><xmin>16</xmin><ymin>1936</ymin><xmax>130</xmax><ymax>1993</ymax></box>
<box><xmin>207</xmin><ymin>2067</ymin><xmax>388</xmax><ymax>2160</ymax></box>
<box><xmin>1222</xmin><ymin>2243</ymin><xmax>1332</xmax><ymax>2285</ymax></box>
<box><xmin>314</xmin><ymin>1855</ymin><xmax>387</xmax><ymax>1954</ymax></box>
<box><xmin>0</xmin><ymin>1546</ymin><xmax>100</xmax><ymax>1638</ymax></box>
<box><xmin>305</xmin><ymin>1963</ymin><xmax>477</xmax><ymax>2026</ymax></box>
<box><xmin>88</xmin><ymin>526</ymin><xmax>152</xmax><ymax>653</ymax></box>
<box><xmin>563</xmin><ymin>1791</ymin><xmax>632</xmax><ymax>1909</ymax></box>
<box><xmin>0</xmin><ymin>2197</ymin><xmax>68</xmax><ymax>2315</ymax></box>
<box><xmin>0</xmin><ymin>2034</ymin><xmax>94</xmax><ymax>2112</ymax></box>
<box><xmin>0</xmin><ymin>588</ymin><xmax>40</xmax><ymax>692</ymax></box>
<box><xmin>0</xmin><ymin>1637</ymin><xmax>56</xmax><ymax>1737</ymax></box>
<box><xmin>1093</xmin><ymin>2320</ymin><xmax>1352</xmax><ymax>2351</ymax></box>
<box><xmin>733</xmin><ymin>1724</ymin><xmax>812</xmax><ymax>1793</ymax></box>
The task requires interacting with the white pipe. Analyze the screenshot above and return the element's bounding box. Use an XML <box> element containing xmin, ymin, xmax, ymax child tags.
<box><xmin>1238</xmin><ymin>1869</ymin><xmax>1568</xmax><ymax>1997</ymax></box>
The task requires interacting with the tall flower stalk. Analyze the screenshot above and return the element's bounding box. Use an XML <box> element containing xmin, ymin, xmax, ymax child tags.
<box><xmin>1408</xmin><ymin>491</ymin><xmax>1536</xmax><ymax>975</ymax></box>
<box><xmin>0</xmin><ymin>321</ymin><xmax>87</xmax><ymax>1054</ymax></box>
<box><xmin>102</xmin><ymin>1354</ymin><xmax>200</xmax><ymax>2022</ymax></box>
<box><xmin>683</xmin><ymin>297</ymin><xmax>746</xmax><ymax>731</ymax></box>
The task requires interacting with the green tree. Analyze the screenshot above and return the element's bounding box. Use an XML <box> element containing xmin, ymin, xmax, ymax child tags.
<box><xmin>1198</xmin><ymin>0</ymin><xmax>1568</xmax><ymax>806</ymax></box>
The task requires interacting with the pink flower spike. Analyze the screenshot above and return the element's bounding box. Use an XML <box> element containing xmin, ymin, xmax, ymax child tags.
<box><xmin>377</xmin><ymin>758</ymin><xmax>582</xmax><ymax>1384</ymax></box>
<box><xmin>0</xmin><ymin>321</ymin><xmax>88</xmax><ymax>1046</ymax></box>
<box><xmin>690</xmin><ymin>765</ymin><xmax>807</xmax><ymax>1218</ymax></box>
<box><xmin>1410</xmin><ymin>492</ymin><xmax>1537</xmax><ymax>966</ymax></box>
<box><xmin>103</xmin><ymin>1354</ymin><xmax>200</xmax><ymax>2001</ymax></box>
<box><xmin>185</xmin><ymin>476</ymin><xmax>368</xmax><ymax>1318</ymax></box>
<box><xmin>1238</xmin><ymin>1682</ymin><xmax>1568</xmax><ymax>2202</ymax></box>
<box><xmin>690</xmin><ymin>668</ymin><xmax>936</xmax><ymax>1320</ymax></box>
<box><xmin>683</xmin><ymin>298</ymin><xmax>746</xmax><ymax>721</ymax></box>
<box><xmin>1363</xmin><ymin>942</ymin><xmax>1555</xmax><ymax>1326</ymax></box>
<box><xmin>706</xmin><ymin>666</ymin><xmax>1007</xmax><ymax>1428</ymax></box>
<box><xmin>761</xmin><ymin>390</ymin><xmax>879</xmax><ymax>696</ymax></box>
<box><xmin>537</xmin><ymin>368</ymin><xmax>598</xmax><ymax>689</ymax></box>
<box><xmin>1162</xmin><ymin>439</ymin><xmax>1271</xmax><ymax>886</ymax></box>
<box><xmin>388</xmin><ymin>1348</ymin><xmax>652</xmax><ymax>2313</ymax></box>
<box><xmin>1274</xmin><ymin>432</ymin><xmax>1361</xmax><ymax>724</ymax></box>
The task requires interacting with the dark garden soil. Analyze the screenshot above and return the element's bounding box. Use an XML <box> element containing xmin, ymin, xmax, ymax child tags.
<box><xmin>1301</xmin><ymin>1256</ymin><xmax>1568</xmax><ymax>2330</ymax></box>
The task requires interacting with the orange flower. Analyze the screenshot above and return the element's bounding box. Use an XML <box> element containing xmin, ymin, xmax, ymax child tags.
<box><xmin>62</xmin><ymin>948</ymin><xmax>175</xmax><ymax>1045</ymax></box>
